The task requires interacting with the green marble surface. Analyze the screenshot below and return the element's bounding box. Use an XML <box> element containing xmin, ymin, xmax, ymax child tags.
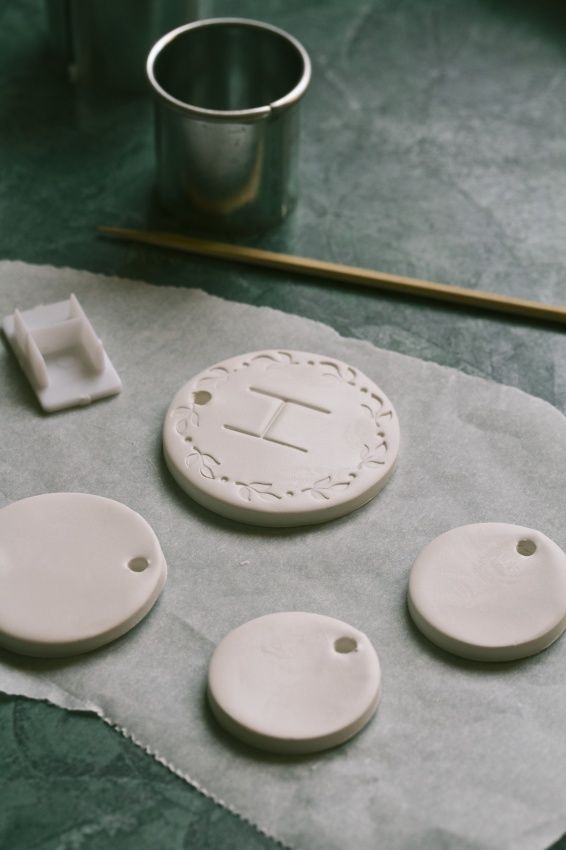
<box><xmin>1</xmin><ymin>0</ymin><xmax>565</xmax><ymax>847</ymax></box>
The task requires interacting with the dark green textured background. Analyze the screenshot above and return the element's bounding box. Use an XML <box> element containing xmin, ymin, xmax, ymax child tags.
<box><xmin>1</xmin><ymin>1</ymin><xmax>566</xmax><ymax>847</ymax></box>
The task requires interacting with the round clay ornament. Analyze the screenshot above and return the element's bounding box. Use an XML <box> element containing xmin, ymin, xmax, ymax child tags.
<box><xmin>163</xmin><ymin>350</ymin><xmax>400</xmax><ymax>526</ymax></box>
<box><xmin>0</xmin><ymin>493</ymin><xmax>167</xmax><ymax>657</ymax></box>
<box><xmin>408</xmin><ymin>522</ymin><xmax>566</xmax><ymax>661</ymax></box>
<box><xmin>208</xmin><ymin>611</ymin><xmax>381</xmax><ymax>754</ymax></box>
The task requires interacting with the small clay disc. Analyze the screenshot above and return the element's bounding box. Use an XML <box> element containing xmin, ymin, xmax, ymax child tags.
<box><xmin>408</xmin><ymin>523</ymin><xmax>566</xmax><ymax>661</ymax></box>
<box><xmin>0</xmin><ymin>493</ymin><xmax>167</xmax><ymax>657</ymax></box>
<box><xmin>208</xmin><ymin>611</ymin><xmax>381</xmax><ymax>754</ymax></box>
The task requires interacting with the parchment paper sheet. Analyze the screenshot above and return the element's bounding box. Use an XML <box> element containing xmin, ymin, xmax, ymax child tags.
<box><xmin>1</xmin><ymin>260</ymin><xmax>566</xmax><ymax>850</ymax></box>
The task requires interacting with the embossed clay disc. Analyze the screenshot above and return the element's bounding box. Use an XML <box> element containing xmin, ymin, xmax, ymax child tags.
<box><xmin>0</xmin><ymin>493</ymin><xmax>167</xmax><ymax>657</ymax></box>
<box><xmin>208</xmin><ymin>612</ymin><xmax>381</xmax><ymax>754</ymax></box>
<box><xmin>408</xmin><ymin>523</ymin><xmax>566</xmax><ymax>661</ymax></box>
<box><xmin>163</xmin><ymin>350</ymin><xmax>400</xmax><ymax>526</ymax></box>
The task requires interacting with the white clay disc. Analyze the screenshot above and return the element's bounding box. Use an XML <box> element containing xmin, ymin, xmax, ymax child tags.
<box><xmin>163</xmin><ymin>350</ymin><xmax>400</xmax><ymax>526</ymax></box>
<box><xmin>408</xmin><ymin>523</ymin><xmax>566</xmax><ymax>662</ymax></box>
<box><xmin>0</xmin><ymin>493</ymin><xmax>167</xmax><ymax>657</ymax></box>
<box><xmin>208</xmin><ymin>612</ymin><xmax>381</xmax><ymax>754</ymax></box>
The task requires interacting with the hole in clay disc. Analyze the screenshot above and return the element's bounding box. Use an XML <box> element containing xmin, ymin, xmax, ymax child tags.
<box><xmin>516</xmin><ymin>539</ymin><xmax>537</xmax><ymax>557</ymax></box>
<box><xmin>192</xmin><ymin>390</ymin><xmax>212</xmax><ymax>405</ymax></box>
<box><xmin>334</xmin><ymin>636</ymin><xmax>358</xmax><ymax>654</ymax></box>
<box><xmin>128</xmin><ymin>556</ymin><xmax>150</xmax><ymax>572</ymax></box>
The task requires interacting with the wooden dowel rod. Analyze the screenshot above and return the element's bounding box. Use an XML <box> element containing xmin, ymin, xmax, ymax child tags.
<box><xmin>98</xmin><ymin>225</ymin><xmax>566</xmax><ymax>326</ymax></box>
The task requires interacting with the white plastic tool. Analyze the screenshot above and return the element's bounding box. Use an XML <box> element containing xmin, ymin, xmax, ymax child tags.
<box><xmin>208</xmin><ymin>611</ymin><xmax>381</xmax><ymax>754</ymax></box>
<box><xmin>0</xmin><ymin>493</ymin><xmax>167</xmax><ymax>657</ymax></box>
<box><xmin>408</xmin><ymin>523</ymin><xmax>566</xmax><ymax>662</ymax></box>
<box><xmin>2</xmin><ymin>294</ymin><xmax>121</xmax><ymax>411</ymax></box>
<box><xmin>163</xmin><ymin>350</ymin><xmax>400</xmax><ymax>526</ymax></box>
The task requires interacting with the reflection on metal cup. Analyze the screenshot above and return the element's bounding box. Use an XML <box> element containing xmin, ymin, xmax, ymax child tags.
<box><xmin>146</xmin><ymin>18</ymin><xmax>311</xmax><ymax>235</ymax></box>
<box><xmin>45</xmin><ymin>0</ymin><xmax>201</xmax><ymax>92</ymax></box>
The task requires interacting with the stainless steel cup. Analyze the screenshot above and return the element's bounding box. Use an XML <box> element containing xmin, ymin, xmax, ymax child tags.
<box><xmin>146</xmin><ymin>18</ymin><xmax>311</xmax><ymax>235</ymax></box>
<box><xmin>45</xmin><ymin>0</ymin><xmax>201</xmax><ymax>92</ymax></box>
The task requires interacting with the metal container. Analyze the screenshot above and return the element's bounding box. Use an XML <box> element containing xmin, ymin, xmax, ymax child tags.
<box><xmin>45</xmin><ymin>0</ymin><xmax>201</xmax><ymax>92</ymax></box>
<box><xmin>146</xmin><ymin>18</ymin><xmax>311</xmax><ymax>235</ymax></box>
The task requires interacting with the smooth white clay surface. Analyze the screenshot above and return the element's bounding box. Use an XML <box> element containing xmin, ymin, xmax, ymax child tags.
<box><xmin>0</xmin><ymin>493</ymin><xmax>167</xmax><ymax>657</ymax></box>
<box><xmin>408</xmin><ymin>523</ymin><xmax>566</xmax><ymax>662</ymax></box>
<box><xmin>163</xmin><ymin>350</ymin><xmax>400</xmax><ymax>526</ymax></box>
<box><xmin>208</xmin><ymin>612</ymin><xmax>381</xmax><ymax>754</ymax></box>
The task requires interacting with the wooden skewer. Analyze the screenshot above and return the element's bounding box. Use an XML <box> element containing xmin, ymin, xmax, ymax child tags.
<box><xmin>98</xmin><ymin>225</ymin><xmax>566</xmax><ymax>326</ymax></box>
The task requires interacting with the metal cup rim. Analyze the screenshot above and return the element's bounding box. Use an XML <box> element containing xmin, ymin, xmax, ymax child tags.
<box><xmin>146</xmin><ymin>17</ymin><xmax>311</xmax><ymax>122</ymax></box>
